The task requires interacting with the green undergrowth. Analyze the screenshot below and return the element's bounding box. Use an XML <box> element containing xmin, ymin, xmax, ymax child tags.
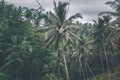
<box><xmin>88</xmin><ymin>66</ymin><xmax>120</xmax><ymax>80</ymax></box>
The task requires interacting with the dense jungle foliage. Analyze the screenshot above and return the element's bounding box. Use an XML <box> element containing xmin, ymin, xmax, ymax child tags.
<box><xmin>0</xmin><ymin>0</ymin><xmax>120</xmax><ymax>80</ymax></box>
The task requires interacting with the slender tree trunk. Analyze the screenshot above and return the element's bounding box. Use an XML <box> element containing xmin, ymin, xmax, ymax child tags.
<box><xmin>111</xmin><ymin>44</ymin><xmax>120</xmax><ymax>66</ymax></box>
<box><xmin>98</xmin><ymin>43</ymin><xmax>105</xmax><ymax>72</ymax></box>
<box><xmin>61</xmin><ymin>39</ymin><xmax>70</xmax><ymax>80</ymax></box>
<box><xmin>110</xmin><ymin>52</ymin><xmax>116</xmax><ymax>68</ymax></box>
<box><xmin>86</xmin><ymin>61</ymin><xmax>96</xmax><ymax>80</ymax></box>
<box><xmin>78</xmin><ymin>58</ymin><xmax>86</xmax><ymax>80</ymax></box>
<box><xmin>103</xmin><ymin>45</ymin><xmax>111</xmax><ymax>80</ymax></box>
<box><xmin>84</xmin><ymin>62</ymin><xmax>88</xmax><ymax>79</ymax></box>
<box><xmin>63</xmin><ymin>54</ymin><xmax>70</xmax><ymax>80</ymax></box>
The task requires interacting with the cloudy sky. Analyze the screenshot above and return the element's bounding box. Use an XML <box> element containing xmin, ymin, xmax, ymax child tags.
<box><xmin>6</xmin><ymin>0</ymin><xmax>113</xmax><ymax>23</ymax></box>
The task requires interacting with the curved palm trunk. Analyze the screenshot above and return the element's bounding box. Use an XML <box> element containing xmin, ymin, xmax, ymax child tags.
<box><xmin>63</xmin><ymin>54</ymin><xmax>70</xmax><ymax>80</ymax></box>
<box><xmin>61</xmin><ymin>37</ymin><xmax>70</xmax><ymax>80</ymax></box>
<box><xmin>86</xmin><ymin>61</ymin><xmax>96</xmax><ymax>80</ymax></box>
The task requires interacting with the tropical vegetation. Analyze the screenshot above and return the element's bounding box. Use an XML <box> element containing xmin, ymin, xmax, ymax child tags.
<box><xmin>0</xmin><ymin>0</ymin><xmax>120</xmax><ymax>80</ymax></box>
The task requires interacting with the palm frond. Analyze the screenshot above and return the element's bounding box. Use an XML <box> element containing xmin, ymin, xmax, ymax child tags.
<box><xmin>67</xmin><ymin>25</ymin><xmax>81</xmax><ymax>30</ymax></box>
<box><xmin>98</xmin><ymin>11</ymin><xmax>118</xmax><ymax>16</ymax></box>
<box><xmin>49</xmin><ymin>11</ymin><xmax>59</xmax><ymax>24</ymax></box>
<box><xmin>116</xmin><ymin>4</ymin><xmax>120</xmax><ymax>12</ymax></box>
<box><xmin>53</xmin><ymin>1</ymin><xmax>58</xmax><ymax>15</ymax></box>
<box><xmin>0</xmin><ymin>59</ymin><xmax>24</xmax><ymax>70</ymax></box>
<box><xmin>67</xmin><ymin>30</ymin><xmax>83</xmax><ymax>42</ymax></box>
<box><xmin>36</xmin><ymin>26</ymin><xmax>55</xmax><ymax>33</ymax></box>
<box><xmin>53</xmin><ymin>1</ymin><xmax>68</xmax><ymax>24</ymax></box>
<box><xmin>0</xmin><ymin>73</ymin><xmax>6</xmax><ymax>79</ymax></box>
<box><xmin>68</xmin><ymin>13</ymin><xmax>82</xmax><ymax>21</ymax></box>
<box><xmin>105</xmin><ymin>0</ymin><xmax>120</xmax><ymax>13</ymax></box>
<box><xmin>65</xmin><ymin>32</ymin><xmax>76</xmax><ymax>46</ymax></box>
<box><xmin>45</xmin><ymin>34</ymin><xmax>56</xmax><ymax>48</ymax></box>
<box><xmin>105</xmin><ymin>1</ymin><xmax>115</xmax><ymax>5</ymax></box>
<box><xmin>105</xmin><ymin>1</ymin><xmax>118</xmax><ymax>9</ymax></box>
<box><xmin>44</xmin><ymin>28</ymin><xmax>59</xmax><ymax>49</ymax></box>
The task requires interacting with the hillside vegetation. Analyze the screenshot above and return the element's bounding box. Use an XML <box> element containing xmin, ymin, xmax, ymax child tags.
<box><xmin>0</xmin><ymin>0</ymin><xmax>120</xmax><ymax>80</ymax></box>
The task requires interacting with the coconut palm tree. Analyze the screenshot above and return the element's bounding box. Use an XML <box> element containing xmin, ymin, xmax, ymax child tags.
<box><xmin>37</xmin><ymin>1</ymin><xmax>82</xmax><ymax>47</ymax></box>
<box><xmin>99</xmin><ymin>0</ymin><xmax>120</xmax><ymax>67</ymax></box>
<box><xmin>37</xmin><ymin>1</ymin><xmax>82</xmax><ymax>80</ymax></box>
<box><xmin>93</xmin><ymin>16</ymin><xmax>118</xmax><ymax>79</ymax></box>
<box><xmin>70</xmin><ymin>24</ymin><xmax>96</xmax><ymax>79</ymax></box>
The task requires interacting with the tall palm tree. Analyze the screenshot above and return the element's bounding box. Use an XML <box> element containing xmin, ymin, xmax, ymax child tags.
<box><xmin>93</xmin><ymin>16</ymin><xmax>118</xmax><ymax>79</ymax></box>
<box><xmin>37</xmin><ymin>1</ymin><xmax>82</xmax><ymax>47</ymax></box>
<box><xmin>99</xmin><ymin>0</ymin><xmax>120</xmax><ymax>67</ymax></box>
<box><xmin>37</xmin><ymin>1</ymin><xmax>82</xmax><ymax>80</ymax></box>
<box><xmin>71</xmin><ymin>25</ymin><xmax>96</xmax><ymax>79</ymax></box>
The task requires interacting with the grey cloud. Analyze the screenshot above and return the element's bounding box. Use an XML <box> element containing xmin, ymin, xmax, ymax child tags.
<box><xmin>6</xmin><ymin>0</ymin><xmax>113</xmax><ymax>23</ymax></box>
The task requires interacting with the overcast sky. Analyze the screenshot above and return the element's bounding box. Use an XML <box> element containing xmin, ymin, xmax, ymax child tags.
<box><xmin>6</xmin><ymin>0</ymin><xmax>113</xmax><ymax>23</ymax></box>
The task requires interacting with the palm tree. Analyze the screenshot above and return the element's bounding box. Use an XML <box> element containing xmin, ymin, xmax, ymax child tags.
<box><xmin>37</xmin><ymin>1</ymin><xmax>82</xmax><ymax>47</ymax></box>
<box><xmin>37</xmin><ymin>1</ymin><xmax>82</xmax><ymax>80</ymax></box>
<box><xmin>71</xmin><ymin>25</ymin><xmax>96</xmax><ymax>79</ymax></box>
<box><xmin>23</xmin><ymin>7</ymin><xmax>46</xmax><ymax>27</ymax></box>
<box><xmin>99</xmin><ymin>0</ymin><xmax>120</xmax><ymax>67</ymax></box>
<box><xmin>99</xmin><ymin>0</ymin><xmax>120</xmax><ymax>17</ymax></box>
<box><xmin>93</xmin><ymin>16</ymin><xmax>118</xmax><ymax>79</ymax></box>
<box><xmin>93</xmin><ymin>17</ymin><xmax>107</xmax><ymax>73</ymax></box>
<box><xmin>99</xmin><ymin>0</ymin><xmax>120</xmax><ymax>29</ymax></box>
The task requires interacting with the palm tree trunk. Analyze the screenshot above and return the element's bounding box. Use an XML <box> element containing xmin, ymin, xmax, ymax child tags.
<box><xmin>110</xmin><ymin>52</ymin><xmax>116</xmax><ymax>68</ymax></box>
<box><xmin>63</xmin><ymin>54</ymin><xmax>70</xmax><ymax>80</ymax></box>
<box><xmin>111</xmin><ymin>43</ymin><xmax>120</xmax><ymax>66</ymax></box>
<box><xmin>98</xmin><ymin>43</ymin><xmax>105</xmax><ymax>72</ymax></box>
<box><xmin>61</xmin><ymin>38</ymin><xmax>70</xmax><ymax>80</ymax></box>
<box><xmin>57</xmin><ymin>52</ymin><xmax>61</xmax><ymax>80</ymax></box>
<box><xmin>103</xmin><ymin>45</ymin><xmax>111</xmax><ymax>80</ymax></box>
<box><xmin>86</xmin><ymin>61</ymin><xmax>96</xmax><ymax>80</ymax></box>
<box><xmin>78</xmin><ymin>58</ymin><xmax>86</xmax><ymax>80</ymax></box>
